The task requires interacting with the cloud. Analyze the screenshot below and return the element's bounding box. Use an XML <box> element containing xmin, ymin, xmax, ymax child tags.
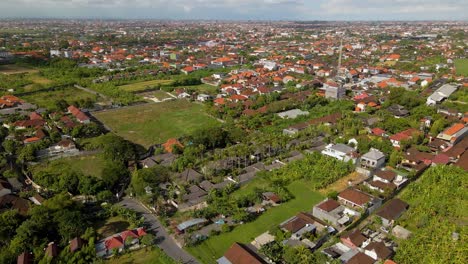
<box><xmin>0</xmin><ymin>0</ymin><xmax>466</xmax><ymax>20</ymax></box>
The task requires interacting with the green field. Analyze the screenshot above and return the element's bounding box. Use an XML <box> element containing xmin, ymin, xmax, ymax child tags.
<box><xmin>22</xmin><ymin>86</ymin><xmax>97</xmax><ymax>110</ymax></box>
<box><xmin>33</xmin><ymin>154</ymin><xmax>107</xmax><ymax>178</ymax></box>
<box><xmin>187</xmin><ymin>180</ymin><xmax>324</xmax><ymax>264</ymax></box>
<box><xmin>0</xmin><ymin>64</ymin><xmax>38</xmax><ymax>75</ymax></box>
<box><xmin>94</xmin><ymin>100</ymin><xmax>219</xmax><ymax>147</ymax></box>
<box><xmin>119</xmin><ymin>79</ymin><xmax>174</xmax><ymax>92</ymax></box>
<box><xmin>172</xmin><ymin>84</ymin><xmax>219</xmax><ymax>95</ymax></box>
<box><xmin>107</xmin><ymin>247</ymin><xmax>176</xmax><ymax>264</ymax></box>
<box><xmin>454</xmin><ymin>59</ymin><xmax>468</xmax><ymax>77</ymax></box>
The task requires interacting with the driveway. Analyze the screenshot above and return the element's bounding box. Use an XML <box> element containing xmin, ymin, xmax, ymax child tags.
<box><xmin>119</xmin><ymin>197</ymin><xmax>199</xmax><ymax>264</ymax></box>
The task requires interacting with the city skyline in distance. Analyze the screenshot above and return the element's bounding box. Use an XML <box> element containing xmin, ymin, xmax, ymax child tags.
<box><xmin>0</xmin><ymin>0</ymin><xmax>467</xmax><ymax>21</ymax></box>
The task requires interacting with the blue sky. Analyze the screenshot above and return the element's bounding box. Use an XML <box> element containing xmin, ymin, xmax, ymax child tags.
<box><xmin>0</xmin><ymin>0</ymin><xmax>467</xmax><ymax>20</ymax></box>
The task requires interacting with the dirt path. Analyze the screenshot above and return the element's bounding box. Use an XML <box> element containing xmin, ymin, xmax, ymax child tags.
<box><xmin>319</xmin><ymin>171</ymin><xmax>368</xmax><ymax>195</ymax></box>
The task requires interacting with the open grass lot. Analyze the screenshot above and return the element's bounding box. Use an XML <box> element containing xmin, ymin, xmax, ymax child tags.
<box><xmin>94</xmin><ymin>100</ymin><xmax>219</xmax><ymax>147</ymax></box>
<box><xmin>119</xmin><ymin>79</ymin><xmax>174</xmax><ymax>92</ymax></box>
<box><xmin>33</xmin><ymin>154</ymin><xmax>106</xmax><ymax>178</ymax></box>
<box><xmin>171</xmin><ymin>84</ymin><xmax>219</xmax><ymax>95</ymax></box>
<box><xmin>60</xmin><ymin>154</ymin><xmax>107</xmax><ymax>178</ymax></box>
<box><xmin>22</xmin><ymin>86</ymin><xmax>97</xmax><ymax>110</ymax></box>
<box><xmin>94</xmin><ymin>216</ymin><xmax>131</xmax><ymax>239</ymax></box>
<box><xmin>454</xmin><ymin>59</ymin><xmax>468</xmax><ymax>76</ymax></box>
<box><xmin>0</xmin><ymin>64</ymin><xmax>38</xmax><ymax>75</ymax></box>
<box><xmin>187</xmin><ymin>180</ymin><xmax>324</xmax><ymax>264</ymax></box>
<box><xmin>106</xmin><ymin>247</ymin><xmax>176</xmax><ymax>264</ymax></box>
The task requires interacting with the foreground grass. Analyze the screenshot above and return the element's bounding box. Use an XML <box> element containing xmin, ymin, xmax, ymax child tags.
<box><xmin>106</xmin><ymin>247</ymin><xmax>176</xmax><ymax>264</ymax></box>
<box><xmin>454</xmin><ymin>59</ymin><xmax>468</xmax><ymax>77</ymax></box>
<box><xmin>187</xmin><ymin>180</ymin><xmax>324</xmax><ymax>264</ymax></box>
<box><xmin>94</xmin><ymin>100</ymin><xmax>219</xmax><ymax>147</ymax></box>
<box><xmin>119</xmin><ymin>79</ymin><xmax>174</xmax><ymax>92</ymax></box>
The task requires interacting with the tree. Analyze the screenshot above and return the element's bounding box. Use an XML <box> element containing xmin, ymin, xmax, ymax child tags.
<box><xmin>101</xmin><ymin>162</ymin><xmax>128</xmax><ymax>190</ymax></box>
<box><xmin>259</xmin><ymin>241</ymin><xmax>284</xmax><ymax>263</ymax></box>
<box><xmin>389</xmin><ymin>150</ymin><xmax>403</xmax><ymax>167</ymax></box>
<box><xmin>140</xmin><ymin>234</ymin><xmax>155</xmax><ymax>247</ymax></box>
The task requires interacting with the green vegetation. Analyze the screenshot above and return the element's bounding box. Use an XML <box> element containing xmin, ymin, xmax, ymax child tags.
<box><xmin>454</xmin><ymin>59</ymin><xmax>468</xmax><ymax>76</ymax></box>
<box><xmin>187</xmin><ymin>180</ymin><xmax>324</xmax><ymax>264</ymax></box>
<box><xmin>22</xmin><ymin>86</ymin><xmax>98</xmax><ymax>110</ymax></box>
<box><xmin>394</xmin><ymin>166</ymin><xmax>467</xmax><ymax>264</ymax></box>
<box><xmin>170</xmin><ymin>83</ymin><xmax>219</xmax><ymax>94</ymax></box>
<box><xmin>0</xmin><ymin>64</ymin><xmax>38</xmax><ymax>75</ymax></box>
<box><xmin>107</xmin><ymin>247</ymin><xmax>176</xmax><ymax>264</ymax></box>
<box><xmin>119</xmin><ymin>79</ymin><xmax>173</xmax><ymax>92</ymax></box>
<box><xmin>95</xmin><ymin>216</ymin><xmax>130</xmax><ymax>239</ymax></box>
<box><xmin>94</xmin><ymin>100</ymin><xmax>220</xmax><ymax>147</ymax></box>
<box><xmin>33</xmin><ymin>154</ymin><xmax>107</xmax><ymax>178</ymax></box>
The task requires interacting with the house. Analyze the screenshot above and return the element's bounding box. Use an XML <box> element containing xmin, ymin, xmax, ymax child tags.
<box><xmin>197</xmin><ymin>94</ymin><xmax>211</xmax><ymax>102</ymax></box>
<box><xmin>376</xmin><ymin>199</ymin><xmax>409</xmax><ymax>226</ymax></box>
<box><xmin>338</xmin><ymin>188</ymin><xmax>381</xmax><ymax>212</ymax></box>
<box><xmin>390</xmin><ymin>128</ymin><xmax>419</xmax><ymax>148</ymax></box>
<box><xmin>217</xmin><ymin>242</ymin><xmax>266</xmax><ymax>264</ymax></box>
<box><xmin>426</xmin><ymin>84</ymin><xmax>458</xmax><ymax>105</ymax></box>
<box><xmin>321</xmin><ymin>143</ymin><xmax>357</xmax><ymax>163</ymax></box>
<box><xmin>387</xmin><ymin>104</ymin><xmax>409</xmax><ymax>118</ymax></box>
<box><xmin>324</xmin><ymin>81</ymin><xmax>346</xmax><ymax>100</ymax></box>
<box><xmin>366</xmin><ymin>169</ymin><xmax>407</xmax><ymax>193</ymax></box>
<box><xmin>340</xmin><ymin>229</ymin><xmax>368</xmax><ymax>249</ymax></box>
<box><xmin>437</xmin><ymin>123</ymin><xmax>467</xmax><ymax>145</ymax></box>
<box><xmin>176</xmin><ymin>218</ymin><xmax>207</xmax><ymax>233</ymax></box>
<box><xmin>177</xmin><ymin>168</ymin><xmax>203</xmax><ymax>183</ymax></box>
<box><xmin>364</xmin><ymin>241</ymin><xmax>393</xmax><ymax>261</ymax></box>
<box><xmin>357</xmin><ymin>148</ymin><xmax>386</xmax><ymax>174</ymax></box>
<box><xmin>313</xmin><ymin>199</ymin><xmax>361</xmax><ymax>228</ymax></box>
<box><xmin>104</xmin><ymin>236</ymin><xmax>124</xmax><ymax>252</ymax></box>
<box><xmin>67</xmin><ymin>105</ymin><xmax>90</xmax><ymax>124</ymax></box>
<box><xmin>347</xmin><ymin>252</ymin><xmax>376</xmax><ymax>264</ymax></box>
<box><xmin>262</xmin><ymin>192</ymin><xmax>281</xmax><ymax>204</ymax></box>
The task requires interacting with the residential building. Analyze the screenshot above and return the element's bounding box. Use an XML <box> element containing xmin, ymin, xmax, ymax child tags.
<box><xmin>426</xmin><ymin>84</ymin><xmax>458</xmax><ymax>105</ymax></box>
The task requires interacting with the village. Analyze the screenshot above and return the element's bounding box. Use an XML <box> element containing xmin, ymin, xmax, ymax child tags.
<box><xmin>0</xmin><ymin>19</ymin><xmax>466</xmax><ymax>264</ymax></box>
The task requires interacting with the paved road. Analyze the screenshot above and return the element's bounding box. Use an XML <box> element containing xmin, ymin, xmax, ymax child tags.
<box><xmin>119</xmin><ymin>197</ymin><xmax>199</xmax><ymax>264</ymax></box>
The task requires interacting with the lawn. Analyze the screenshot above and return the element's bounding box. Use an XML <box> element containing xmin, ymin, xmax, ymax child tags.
<box><xmin>454</xmin><ymin>59</ymin><xmax>468</xmax><ymax>77</ymax></box>
<box><xmin>33</xmin><ymin>154</ymin><xmax>107</xmax><ymax>178</ymax></box>
<box><xmin>119</xmin><ymin>79</ymin><xmax>174</xmax><ymax>92</ymax></box>
<box><xmin>171</xmin><ymin>84</ymin><xmax>219</xmax><ymax>95</ymax></box>
<box><xmin>95</xmin><ymin>216</ymin><xmax>131</xmax><ymax>239</ymax></box>
<box><xmin>187</xmin><ymin>180</ymin><xmax>324</xmax><ymax>264</ymax></box>
<box><xmin>0</xmin><ymin>64</ymin><xmax>38</xmax><ymax>75</ymax></box>
<box><xmin>94</xmin><ymin>100</ymin><xmax>220</xmax><ymax>147</ymax></box>
<box><xmin>22</xmin><ymin>86</ymin><xmax>97</xmax><ymax>110</ymax></box>
<box><xmin>107</xmin><ymin>247</ymin><xmax>176</xmax><ymax>264</ymax></box>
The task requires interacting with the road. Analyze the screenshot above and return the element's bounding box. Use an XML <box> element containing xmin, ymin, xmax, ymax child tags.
<box><xmin>119</xmin><ymin>197</ymin><xmax>199</xmax><ymax>264</ymax></box>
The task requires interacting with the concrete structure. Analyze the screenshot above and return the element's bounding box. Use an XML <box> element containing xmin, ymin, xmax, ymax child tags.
<box><xmin>426</xmin><ymin>84</ymin><xmax>457</xmax><ymax>105</ymax></box>
<box><xmin>277</xmin><ymin>109</ymin><xmax>309</xmax><ymax>119</ymax></box>
<box><xmin>321</xmin><ymin>143</ymin><xmax>357</xmax><ymax>163</ymax></box>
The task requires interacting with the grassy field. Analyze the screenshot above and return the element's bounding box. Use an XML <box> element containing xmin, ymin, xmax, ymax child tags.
<box><xmin>0</xmin><ymin>64</ymin><xmax>38</xmax><ymax>75</ymax></box>
<box><xmin>119</xmin><ymin>79</ymin><xmax>174</xmax><ymax>92</ymax></box>
<box><xmin>172</xmin><ymin>84</ymin><xmax>219</xmax><ymax>95</ymax></box>
<box><xmin>187</xmin><ymin>180</ymin><xmax>324</xmax><ymax>264</ymax></box>
<box><xmin>94</xmin><ymin>100</ymin><xmax>219</xmax><ymax>147</ymax></box>
<box><xmin>61</xmin><ymin>154</ymin><xmax>107</xmax><ymax>178</ymax></box>
<box><xmin>22</xmin><ymin>86</ymin><xmax>97</xmax><ymax>110</ymax></box>
<box><xmin>33</xmin><ymin>154</ymin><xmax>107</xmax><ymax>178</ymax></box>
<box><xmin>107</xmin><ymin>247</ymin><xmax>176</xmax><ymax>264</ymax></box>
<box><xmin>454</xmin><ymin>59</ymin><xmax>468</xmax><ymax>77</ymax></box>
<box><xmin>95</xmin><ymin>216</ymin><xmax>131</xmax><ymax>239</ymax></box>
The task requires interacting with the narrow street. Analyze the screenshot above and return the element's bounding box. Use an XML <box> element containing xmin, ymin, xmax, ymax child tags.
<box><xmin>119</xmin><ymin>197</ymin><xmax>199</xmax><ymax>264</ymax></box>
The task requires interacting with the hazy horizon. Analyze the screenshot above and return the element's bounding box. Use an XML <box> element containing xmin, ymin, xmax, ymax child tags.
<box><xmin>0</xmin><ymin>0</ymin><xmax>467</xmax><ymax>21</ymax></box>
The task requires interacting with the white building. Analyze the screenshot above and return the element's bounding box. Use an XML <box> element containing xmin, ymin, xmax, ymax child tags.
<box><xmin>426</xmin><ymin>84</ymin><xmax>458</xmax><ymax>105</ymax></box>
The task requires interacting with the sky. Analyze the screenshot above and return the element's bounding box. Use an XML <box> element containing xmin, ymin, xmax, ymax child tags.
<box><xmin>0</xmin><ymin>0</ymin><xmax>467</xmax><ymax>21</ymax></box>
